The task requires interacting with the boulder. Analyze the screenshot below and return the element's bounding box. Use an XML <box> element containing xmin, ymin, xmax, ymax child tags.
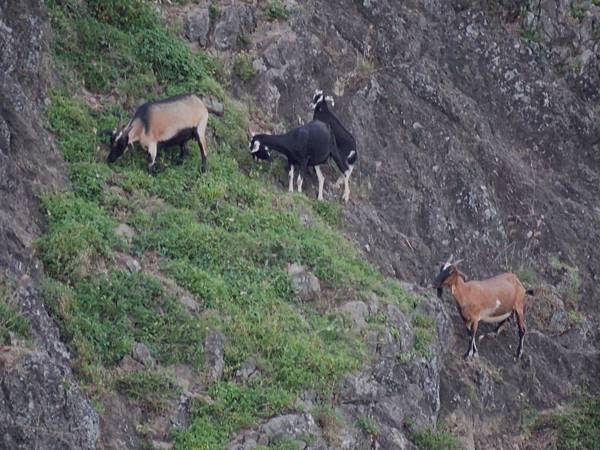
<box><xmin>203</xmin><ymin>329</ymin><xmax>225</xmax><ymax>382</ymax></box>
<box><xmin>287</xmin><ymin>263</ymin><xmax>320</xmax><ymax>301</ymax></box>
<box><xmin>185</xmin><ymin>7</ymin><xmax>210</xmax><ymax>47</ymax></box>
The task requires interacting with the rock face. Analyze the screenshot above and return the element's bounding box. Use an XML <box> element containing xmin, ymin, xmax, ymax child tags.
<box><xmin>0</xmin><ymin>347</ymin><xmax>99</xmax><ymax>450</ymax></box>
<box><xmin>185</xmin><ymin>7</ymin><xmax>210</xmax><ymax>47</ymax></box>
<box><xmin>0</xmin><ymin>1</ymin><xmax>99</xmax><ymax>448</ymax></box>
<box><xmin>191</xmin><ymin>0</ymin><xmax>600</xmax><ymax>447</ymax></box>
<box><xmin>214</xmin><ymin>4</ymin><xmax>256</xmax><ymax>50</ymax></box>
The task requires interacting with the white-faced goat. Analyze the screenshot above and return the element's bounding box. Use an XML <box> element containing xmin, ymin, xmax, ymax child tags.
<box><xmin>433</xmin><ymin>256</ymin><xmax>534</xmax><ymax>359</ymax></box>
<box><xmin>107</xmin><ymin>94</ymin><xmax>221</xmax><ymax>173</ymax></box>
<box><xmin>310</xmin><ymin>90</ymin><xmax>357</xmax><ymax>198</ymax></box>
<box><xmin>249</xmin><ymin>120</ymin><xmax>351</xmax><ymax>202</ymax></box>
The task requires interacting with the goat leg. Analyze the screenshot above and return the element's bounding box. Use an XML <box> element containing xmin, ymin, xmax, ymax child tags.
<box><xmin>464</xmin><ymin>321</ymin><xmax>479</xmax><ymax>358</ymax></box>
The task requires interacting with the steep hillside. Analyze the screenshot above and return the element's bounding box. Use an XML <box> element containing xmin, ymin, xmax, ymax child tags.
<box><xmin>0</xmin><ymin>0</ymin><xmax>599</xmax><ymax>450</ymax></box>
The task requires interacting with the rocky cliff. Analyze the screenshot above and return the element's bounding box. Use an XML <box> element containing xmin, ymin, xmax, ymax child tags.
<box><xmin>0</xmin><ymin>0</ymin><xmax>599</xmax><ymax>449</ymax></box>
<box><xmin>179</xmin><ymin>0</ymin><xmax>600</xmax><ymax>448</ymax></box>
<box><xmin>0</xmin><ymin>0</ymin><xmax>99</xmax><ymax>448</ymax></box>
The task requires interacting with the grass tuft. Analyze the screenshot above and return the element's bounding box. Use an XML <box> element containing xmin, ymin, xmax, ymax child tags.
<box><xmin>0</xmin><ymin>288</ymin><xmax>30</xmax><ymax>345</ymax></box>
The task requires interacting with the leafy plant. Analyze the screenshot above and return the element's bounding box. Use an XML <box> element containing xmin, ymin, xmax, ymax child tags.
<box><xmin>531</xmin><ymin>399</ymin><xmax>600</xmax><ymax>449</ymax></box>
<box><xmin>114</xmin><ymin>370</ymin><xmax>180</xmax><ymax>413</ymax></box>
<box><xmin>407</xmin><ymin>424</ymin><xmax>461</xmax><ymax>450</ymax></box>
<box><xmin>43</xmin><ymin>1</ymin><xmax>426</xmax><ymax>447</ymax></box>
<box><xmin>0</xmin><ymin>289</ymin><xmax>30</xmax><ymax>345</ymax></box>
<box><xmin>357</xmin><ymin>415</ymin><xmax>379</xmax><ymax>437</ymax></box>
<box><xmin>233</xmin><ymin>54</ymin><xmax>257</xmax><ymax>81</ymax></box>
<box><xmin>209</xmin><ymin>4</ymin><xmax>221</xmax><ymax>21</ymax></box>
<box><xmin>570</xmin><ymin>1</ymin><xmax>585</xmax><ymax>22</ymax></box>
<box><xmin>265</xmin><ymin>0</ymin><xmax>290</xmax><ymax>21</ymax></box>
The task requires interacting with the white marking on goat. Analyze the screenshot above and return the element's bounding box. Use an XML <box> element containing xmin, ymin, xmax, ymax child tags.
<box><xmin>297</xmin><ymin>174</ymin><xmax>303</xmax><ymax>193</ymax></box>
<box><xmin>480</xmin><ymin>311</ymin><xmax>511</xmax><ymax>324</ymax></box>
<box><xmin>348</xmin><ymin>150</ymin><xmax>356</xmax><ymax>160</ymax></box>
<box><xmin>251</xmin><ymin>140</ymin><xmax>261</xmax><ymax>153</ymax></box>
<box><xmin>147</xmin><ymin>142</ymin><xmax>157</xmax><ymax>167</ymax></box>
<box><xmin>288</xmin><ymin>166</ymin><xmax>294</xmax><ymax>192</ymax></box>
<box><xmin>315</xmin><ymin>165</ymin><xmax>325</xmax><ymax>201</ymax></box>
<box><xmin>325</xmin><ymin>95</ymin><xmax>335</xmax><ymax>107</ymax></box>
<box><xmin>342</xmin><ymin>168</ymin><xmax>351</xmax><ymax>202</ymax></box>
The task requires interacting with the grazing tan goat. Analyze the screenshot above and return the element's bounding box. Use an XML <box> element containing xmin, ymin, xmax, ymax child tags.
<box><xmin>433</xmin><ymin>256</ymin><xmax>533</xmax><ymax>359</ymax></box>
<box><xmin>107</xmin><ymin>94</ymin><xmax>220</xmax><ymax>173</ymax></box>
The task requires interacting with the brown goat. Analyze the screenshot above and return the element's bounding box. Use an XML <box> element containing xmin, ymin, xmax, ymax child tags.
<box><xmin>433</xmin><ymin>256</ymin><xmax>533</xmax><ymax>359</ymax></box>
<box><xmin>107</xmin><ymin>94</ymin><xmax>215</xmax><ymax>173</ymax></box>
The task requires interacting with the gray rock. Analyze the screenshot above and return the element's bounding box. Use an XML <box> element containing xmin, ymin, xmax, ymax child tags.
<box><xmin>228</xmin><ymin>412</ymin><xmax>324</xmax><ymax>449</ymax></box>
<box><xmin>115</xmin><ymin>252</ymin><xmax>141</xmax><ymax>273</ymax></box>
<box><xmin>339</xmin><ymin>301</ymin><xmax>369</xmax><ymax>329</ymax></box>
<box><xmin>185</xmin><ymin>7</ymin><xmax>210</xmax><ymax>47</ymax></box>
<box><xmin>235</xmin><ymin>355</ymin><xmax>258</xmax><ymax>381</ymax></box>
<box><xmin>125</xmin><ymin>257</ymin><xmax>141</xmax><ymax>273</ymax></box>
<box><xmin>132</xmin><ymin>342</ymin><xmax>155</xmax><ymax>367</ymax></box>
<box><xmin>287</xmin><ymin>263</ymin><xmax>320</xmax><ymax>301</ymax></box>
<box><xmin>114</xmin><ymin>223</ymin><xmax>136</xmax><ymax>241</ymax></box>
<box><xmin>0</xmin><ymin>347</ymin><xmax>100</xmax><ymax>449</ymax></box>
<box><xmin>202</xmin><ymin>96</ymin><xmax>225</xmax><ymax>116</ymax></box>
<box><xmin>214</xmin><ymin>5</ymin><xmax>256</xmax><ymax>50</ymax></box>
<box><xmin>180</xmin><ymin>292</ymin><xmax>201</xmax><ymax>314</ymax></box>
<box><xmin>204</xmin><ymin>329</ymin><xmax>225</xmax><ymax>382</ymax></box>
<box><xmin>549</xmin><ymin>307</ymin><xmax>569</xmax><ymax>334</ymax></box>
<box><xmin>118</xmin><ymin>355</ymin><xmax>143</xmax><ymax>372</ymax></box>
<box><xmin>298</xmin><ymin>205</ymin><xmax>315</xmax><ymax>228</ymax></box>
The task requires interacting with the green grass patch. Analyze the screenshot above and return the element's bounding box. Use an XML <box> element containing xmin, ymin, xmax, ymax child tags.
<box><xmin>43</xmin><ymin>0</ymin><xmax>424</xmax><ymax>445</ymax></box>
<box><xmin>114</xmin><ymin>369</ymin><xmax>180</xmax><ymax>413</ymax></box>
<box><xmin>357</xmin><ymin>415</ymin><xmax>379</xmax><ymax>438</ymax></box>
<box><xmin>0</xmin><ymin>289</ymin><xmax>30</xmax><ymax>345</ymax></box>
<box><xmin>233</xmin><ymin>53</ymin><xmax>256</xmax><ymax>82</ymax></box>
<box><xmin>41</xmin><ymin>270</ymin><xmax>206</xmax><ymax>383</ymax></box>
<box><xmin>265</xmin><ymin>0</ymin><xmax>290</xmax><ymax>21</ymax></box>
<box><xmin>412</xmin><ymin>313</ymin><xmax>434</xmax><ymax>359</ymax></box>
<box><xmin>548</xmin><ymin>256</ymin><xmax>582</xmax><ymax>306</ymax></box>
<box><xmin>407</xmin><ymin>424</ymin><xmax>461</xmax><ymax>450</ymax></box>
<box><xmin>531</xmin><ymin>399</ymin><xmax>600</xmax><ymax>449</ymax></box>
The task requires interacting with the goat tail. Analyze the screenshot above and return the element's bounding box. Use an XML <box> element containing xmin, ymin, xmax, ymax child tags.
<box><xmin>347</xmin><ymin>150</ymin><xmax>357</xmax><ymax>165</ymax></box>
<box><xmin>526</xmin><ymin>289</ymin><xmax>534</xmax><ymax>296</ymax></box>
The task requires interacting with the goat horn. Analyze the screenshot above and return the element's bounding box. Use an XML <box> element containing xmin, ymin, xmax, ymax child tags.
<box><xmin>453</xmin><ymin>259</ymin><xmax>463</xmax><ymax>266</ymax></box>
<box><xmin>446</xmin><ymin>254</ymin><xmax>454</xmax><ymax>265</ymax></box>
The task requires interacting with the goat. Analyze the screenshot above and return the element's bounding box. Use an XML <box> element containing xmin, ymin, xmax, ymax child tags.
<box><xmin>310</xmin><ymin>90</ymin><xmax>357</xmax><ymax>199</ymax></box>
<box><xmin>433</xmin><ymin>256</ymin><xmax>534</xmax><ymax>359</ymax></box>
<box><xmin>249</xmin><ymin>120</ymin><xmax>351</xmax><ymax>201</ymax></box>
<box><xmin>107</xmin><ymin>94</ymin><xmax>220</xmax><ymax>173</ymax></box>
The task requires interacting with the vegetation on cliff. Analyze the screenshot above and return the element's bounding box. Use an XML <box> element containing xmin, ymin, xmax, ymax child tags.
<box><xmin>40</xmin><ymin>0</ymin><xmax>437</xmax><ymax>447</ymax></box>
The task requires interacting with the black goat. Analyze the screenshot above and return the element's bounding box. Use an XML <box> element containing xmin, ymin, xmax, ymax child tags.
<box><xmin>249</xmin><ymin>120</ymin><xmax>351</xmax><ymax>201</ymax></box>
<box><xmin>310</xmin><ymin>90</ymin><xmax>357</xmax><ymax>201</ymax></box>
